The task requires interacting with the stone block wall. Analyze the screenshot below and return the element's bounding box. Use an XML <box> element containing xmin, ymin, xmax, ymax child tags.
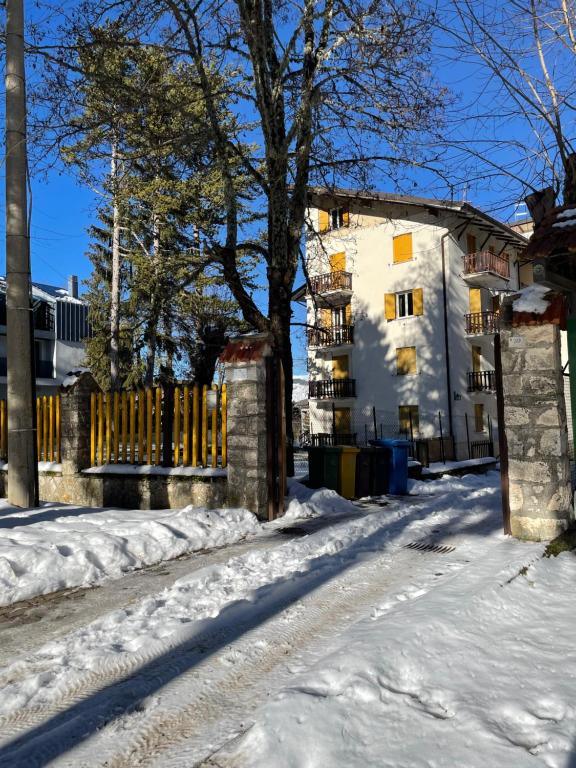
<box><xmin>501</xmin><ymin>320</ymin><xmax>574</xmax><ymax>540</ymax></box>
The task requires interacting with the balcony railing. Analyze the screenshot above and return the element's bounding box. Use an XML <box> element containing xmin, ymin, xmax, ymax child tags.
<box><xmin>463</xmin><ymin>251</ymin><xmax>510</xmax><ymax>280</ymax></box>
<box><xmin>467</xmin><ymin>370</ymin><xmax>496</xmax><ymax>393</ymax></box>
<box><xmin>308</xmin><ymin>270</ymin><xmax>352</xmax><ymax>295</ymax></box>
<box><xmin>307</xmin><ymin>324</ymin><xmax>354</xmax><ymax>348</ymax></box>
<box><xmin>309</xmin><ymin>378</ymin><xmax>356</xmax><ymax>399</ymax></box>
<box><xmin>0</xmin><ymin>358</ymin><xmax>53</xmax><ymax>378</ymax></box>
<box><xmin>310</xmin><ymin>432</ymin><xmax>357</xmax><ymax>446</ymax></box>
<box><xmin>465</xmin><ymin>311</ymin><xmax>500</xmax><ymax>335</ymax></box>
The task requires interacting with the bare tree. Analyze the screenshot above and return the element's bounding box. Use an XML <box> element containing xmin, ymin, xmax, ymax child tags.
<box><xmin>442</xmin><ymin>0</ymin><xmax>576</xmax><ymax>207</ymax></box>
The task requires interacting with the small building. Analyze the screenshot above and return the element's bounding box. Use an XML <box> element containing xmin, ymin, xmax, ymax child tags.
<box><xmin>295</xmin><ymin>189</ymin><xmax>530</xmax><ymax>459</ymax></box>
<box><xmin>0</xmin><ymin>275</ymin><xmax>90</xmax><ymax>398</ymax></box>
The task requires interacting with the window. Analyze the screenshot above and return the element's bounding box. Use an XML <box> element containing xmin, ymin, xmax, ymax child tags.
<box><xmin>330</xmin><ymin>207</ymin><xmax>345</xmax><ymax>230</ymax></box>
<box><xmin>329</xmin><ymin>251</ymin><xmax>346</xmax><ymax>273</ymax></box>
<box><xmin>334</xmin><ymin>407</ymin><xmax>352</xmax><ymax>434</ymax></box>
<box><xmin>396</xmin><ymin>346</ymin><xmax>417</xmax><ymax>375</ymax></box>
<box><xmin>399</xmin><ymin>405</ymin><xmax>419</xmax><ymax>435</ymax></box>
<box><xmin>466</xmin><ymin>233</ymin><xmax>477</xmax><ymax>255</ymax></box>
<box><xmin>384</xmin><ymin>289</ymin><xmax>423</xmax><ymax>321</ymax></box>
<box><xmin>393</xmin><ymin>233</ymin><xmax>413</xmax><ymax>264</ymax></box>
<box><xmin>474</xmin><ymin>403</ymin><xmax>485</xmax><ymax>432</ymax></box>
<box><xmin>472</xmin><ymin>345</ymin><xmax>482</xmax><ymax>373</ymax></box>
<box><xmin>318</xmin><ymin>207</ymin><xmax>349</xmax><ymax>233</ymax></box>
<box><xmin>332</xmin><ymin>354</ymin><xmax>349</xmax><ymax>379</ymax></box>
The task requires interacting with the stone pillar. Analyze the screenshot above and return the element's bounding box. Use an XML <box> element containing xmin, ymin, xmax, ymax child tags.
<box><xmin>501</xmin><ymin>295</ymin><xmax>573</xmax><ymax>540</ymax></box>
<box><xmin>60</xmin><ymin>371</ymin><xmax>101</xmax><ymax>476</ymax></box>
<box><xmin>221</xmin><ymin>333</ymin><xmax>273</xmax><ymax>520</ymax></box>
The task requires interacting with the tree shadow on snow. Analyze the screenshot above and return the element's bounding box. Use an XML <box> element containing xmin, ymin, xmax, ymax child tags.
<box><xmin>0</xmin><ymin>486</ymin><xmax>504</xmax><ymax>766</ymax></box>
<box><xmin>0</xmin><ymin>503</ymin><xmax>119</xmax><ymax>529</ymax></box>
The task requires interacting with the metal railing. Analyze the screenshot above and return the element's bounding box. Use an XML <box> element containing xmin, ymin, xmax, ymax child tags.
<box><xmin>467</xmin><ymin>370</ymin><xmax>496</xmax><ymax>392</ymax></box>
<box><xmin>465</xmin><ymin>310</ymin><xmax>500</xmax><ymax>335</ymax></box>
<box><xmin>308</xmin><ymin>270</ymin><xmax>352</xmax><ymax>294</ymax></box>
<box><xmin>309</xmin><ymin>378</ymin><xmax>356</xmax><ymax>399</ymax></box>
<box><xmin>307</xmin><ymin>324</ymin><xmax>354</xmax><ymax>348</ymax></box>
<box><xmin>464</xmin><ymin>251</ymin><xmax>510</xmax><ymax>280</ymax></box>
<box><xmin>310</xmin><ymin>432</ymin><xmax>357</xmax><ymax>446</ymax></box>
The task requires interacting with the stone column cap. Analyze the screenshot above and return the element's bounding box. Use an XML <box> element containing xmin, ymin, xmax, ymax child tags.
<box><xmin>60</xmin><ymin>368</ymin><xmax>100</xmax><ymax>393</ymax></box>
<box><xmin>220</xmin><ymin>332</ymin><xmax>275</xmax><ymax>364</ymax></box>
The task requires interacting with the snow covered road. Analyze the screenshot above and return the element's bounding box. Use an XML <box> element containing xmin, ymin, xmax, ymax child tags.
<box><xmin>0</xmin><ymin>472</ymin><xmax>565</xmax><ymax>767</ymax></box>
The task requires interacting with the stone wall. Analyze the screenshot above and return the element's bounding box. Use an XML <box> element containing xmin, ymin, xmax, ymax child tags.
<box><xmin>501</xmin><ymin>319</ymin><xmax>574</xmax><ymax>540</ymax></box>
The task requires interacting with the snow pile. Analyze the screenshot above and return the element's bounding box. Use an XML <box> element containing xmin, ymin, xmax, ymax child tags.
<box><xmin>553</xmin><ymin>207</ymin><xmax>576</xmax><ymax>229</ymax></box>
<box><xmin>61</xmin><ymin>367</ymin><xmax>90</xmax><ymax>388</ymax></box>
<box><xmin>220</xmin><ymin>543</ymin><xmax>576</xmax><ymax>768</ymax></box>
<box><xmin>0</xmin><ymin>504</ymin><xmax>257</xmax><ymax>606</ymax></box>
<box><xmin>512</xmin><ymin>283</ymin><xmax>551</xmax><ymax>314</ymax></box>
<box><xmin>0</xmin><ymin>472</ymin><xmax>504</xmax><ymax>719</ymax></box>
<box><xmin>282</xmin><ymin>480</ymin><xmax>355</xmax><ymax>520</ymax></box>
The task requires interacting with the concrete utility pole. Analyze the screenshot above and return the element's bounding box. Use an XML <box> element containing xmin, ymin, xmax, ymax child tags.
<box><xmin>5</xmin><ymin>0</ymin><xmax>38</xmax><ymax>507</ymax></box>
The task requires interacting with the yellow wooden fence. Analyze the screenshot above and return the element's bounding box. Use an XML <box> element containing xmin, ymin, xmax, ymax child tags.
<box><xmin>0</xmin><ymin>394</ymin><xmax>61</xmax><ymax>463</ymax></box>
<box><xmin>89</xmin><ymin>383</ymin><xmax>227</xmax><ymax>468</ymax></box>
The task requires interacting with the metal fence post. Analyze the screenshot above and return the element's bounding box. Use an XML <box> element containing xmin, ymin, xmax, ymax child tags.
<box><xmin>438</xmin><ymin>411</ymin><xmax>445</xmax><ymax>464</ymax></box>
<box><xmin>465</xmin><ymin>412</ymin><xmax>471</xmax><ymax>459</ymax></box>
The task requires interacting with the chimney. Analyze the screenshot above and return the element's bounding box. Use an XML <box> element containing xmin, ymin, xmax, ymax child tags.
<box><xmin>68</xmin><ymin>275</ymin><xmax>78</xmax><ymax>299</ymax></box>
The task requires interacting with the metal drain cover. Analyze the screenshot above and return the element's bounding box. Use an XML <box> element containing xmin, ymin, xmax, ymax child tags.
<box><xmin>404</xmin><ymin>542</ymin><xmax>456</xmax><ymax>554</ymax></box>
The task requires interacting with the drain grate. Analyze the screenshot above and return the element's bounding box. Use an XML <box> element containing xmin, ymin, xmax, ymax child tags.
<box><xmin>404</xmin><ymin>542</ymin><xmax>456</xmax><ymax>554</ymax></box>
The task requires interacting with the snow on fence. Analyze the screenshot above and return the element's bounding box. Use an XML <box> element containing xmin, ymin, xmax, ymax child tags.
<box><xmin>89</xmin><ymin>383</ymin><xmax>227</xmax><ymax>469</ymax></box>
<box><xmin>0</xmin><ymin>394</ymin><xmax>61</xmax><ymax>463</ymax></box>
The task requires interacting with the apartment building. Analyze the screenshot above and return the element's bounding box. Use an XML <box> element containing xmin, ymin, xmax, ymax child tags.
<box><xmin>0</xmin><ymin>275</ymin><xmax>90</xmax><ymax>398</ymax></box>
<box><xmin>296</xmin><ymin>190</ymin><xmax>529</xmax><ymax>459</ymax></box>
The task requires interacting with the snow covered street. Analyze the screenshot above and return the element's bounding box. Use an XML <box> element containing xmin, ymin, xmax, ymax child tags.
<box><xmin>0</xmin><ymin>472</ymin><xmax>574</xmax><ymax>767</ymax></box>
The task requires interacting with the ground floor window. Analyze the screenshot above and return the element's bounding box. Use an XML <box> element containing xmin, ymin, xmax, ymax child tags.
<box><xmin>399</xmin><ymin>405</ymin><xmax>419</xmax><ymax>435</ymax></box>
<box><xmin>474</xmin><ymin>403</ymin><xmax>485</xmax><ymax>432</ymax></box>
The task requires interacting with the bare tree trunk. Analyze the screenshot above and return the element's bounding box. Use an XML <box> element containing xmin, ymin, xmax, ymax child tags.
<box><xmin>5</xmin><ymin>0</ymin><xmax>38</xmax><ymax>506</ymax></box>
<box><xmin>109</xmin><ymin>141</ymin><xmax>121</xmax><ymax>389</ymax></box>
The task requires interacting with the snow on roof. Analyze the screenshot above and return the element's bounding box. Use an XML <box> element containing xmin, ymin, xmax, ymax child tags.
<box><xmin>0</xmin><ymin>278</ymin><xmax>85</xmax><ymax>304</ymax></box>
<box><xmin>512</xmin><ymin>284</ymin><xmax>552</xmax><ymax>314</ymax></box>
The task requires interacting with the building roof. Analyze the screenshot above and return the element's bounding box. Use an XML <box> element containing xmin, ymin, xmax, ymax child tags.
<box><xmin>307</xmin><ymin>187</ymin><xmax>529</xmax><ymax>249</ymax></box>
<box><xmin>0</xmin><ymin>277</ymin><xmax>85</xmax><ymax>305</ymax></box>
<box><xmin>523</xmin><ymin>204</ymin><xmax>576</xmax><ymax>260</ymax></box>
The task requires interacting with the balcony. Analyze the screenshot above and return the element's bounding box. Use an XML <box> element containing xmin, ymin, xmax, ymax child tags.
<box><xmin>465</xmin><ymin>311</ymin><xmax>500</xmax><ymax>335</ymax></box>
<box><xmin>309</xmin><ymin>378</ymin><xmax>356</xmax><ymax>399</ymax></box>
<box><xmin>308</xmin><ymin>271</ymin><xmax>352</xmax><ymax>306</ymax></box>
<box><xmin>463</xmin><ymin>251</ymin><xmax>510</xmax><ymax>287</ymax></box>
<box><xmin>467</xmin><ymin>370</ymin><xmax>496</xmax><ymax>393</ymax></box>
<box><xmin>308</xmin><ymin>324</ymin><xmax>354</xmax><ymax>348</ymax></box>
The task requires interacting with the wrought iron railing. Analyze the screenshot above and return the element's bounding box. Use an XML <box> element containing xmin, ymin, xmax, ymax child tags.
<box><xmin>463</xmin><ymin>251</ymin><xmax>510</xmax><ymax>280</ymax></box>
<box><xmin>309</xmin><ymin>378</ymin><xmax>356</xmax><ymax>399</ymax></box>
<box><xmin>310</xmin><ymin>432</ymin><xmax>357</xmax><ymax>446</ymax></box>
<box><xmin>465</xmin><ymin>310</ymin><xmax>500</xmax><ymax>335</ymax></box>
<box><xmin>467</xmin><ymin>370</ymin><xmax>496</xmax><ymax>392</ymax></box>
<box><xmin>307</xmin><ymin>324</ymin><xmax>354</xmax><ymax>347</ymax></box>
<box><xmin>308</xmin><ymin>270</ymin><xmax>352</xmax><ymax>294</ymax></box>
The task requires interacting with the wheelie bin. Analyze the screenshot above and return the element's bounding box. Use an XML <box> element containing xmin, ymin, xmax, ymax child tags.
<box><xmin>307</xmin><ymin>446</ymin><xmax>324</xmax><ymax>488</ymax></box>
<box><xmin>370</xmin><ymin>439</ymin><xmax>410</xmax><ymax>495</ymax></box>
<box><xmin>339</xmin><ymin>446</ymin><xmax>360</xmax><ymax>499</ymax></box>
<box><xmin>322</xmin><ymin>446</ymin><xmax>341</xmax><ymax>492</ymax></box>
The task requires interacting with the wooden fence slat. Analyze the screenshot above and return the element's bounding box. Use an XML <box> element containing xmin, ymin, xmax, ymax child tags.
<box><xmin>138</xmin><ymin>390</ymin><xmax>145</xmax><ymax>463</ymax></box>
<box><xmin>1</xmin><ymin>400</ymin><xmax>7</xmax><ymax>460</ymax></box>
<box><xmin>98</xmin><ymin>392</ymin><xmax>104</xmax><ymax>464</ymax></box>
<box><xmin>49</xmin><ymin>395</ymin><xmax>54</xmax><ymax>462</ymax></box>
<box><xmin>202</xmin><ymin>385</ymin><xmax>208</xmax><ymax>466</ymax></box>
<box><xmin>155</xmin><ymin>386</ymin><xmax>161</xmax><ymax>466</ymax></box>
<box><xmin>42</xmin><ymin>396</ymin><xmax>48</xmax><ymax>462</ymax></box>
<box><xmin>113</xmin><ymin>391</ymin><xmax>120</xmax><ymax>463</ymax></box>
<box><xmin>174</xmin><ymin>386</ymin><xmax>181</xmax><ymax>466</ymax></box>
<box><xmin>130</xmin><ymin>391</ymin><xmax>136</xmax><ymax>463</ymax></box>
<box><xmin>146</xmin><ymin>388</ymin><xmax>153</xmax><ymax>465</ymax></box>
<box><xmin>183</xmin><ymin>385</ymin><xmax>190</xmax><ymax>466</ymax></box>
<box><xmin>105</xmin><ymin>392</ymin><xmax>112</xmax><ymax>464</ymax></box>
<box><xmin>221</xmin><ymin>384</ymin><xmax>227</xmax><ymax>468</ymax></box>
<box><xmin>56</xmin><ymin>395</ymin><xmax>61</xmax><ymax>464</ymax></box>
<box><xmin>192</xmin><ymin>385</ymin><xmax>199</xmax><ymax>467</ymax></box>
<box><xmin>211</xmin><ymin>384</ymin><xmax>218</xmax><ymax>467</ymax></box>
<box><xmin>121</xmin><ymin>391</ymin><xmax>128</xmax><ymax>463</ymax></box>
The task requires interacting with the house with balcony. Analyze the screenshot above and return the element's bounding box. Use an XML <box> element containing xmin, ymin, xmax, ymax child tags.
<box><xmin>0</xmin><ymin>275</ymin><xmax>90</xmax><ymax>398</ymax></box>
<box><xmin>294</xmin><ymin>190</ymin><xmax>529</xmax><ymax>458</ymax></box>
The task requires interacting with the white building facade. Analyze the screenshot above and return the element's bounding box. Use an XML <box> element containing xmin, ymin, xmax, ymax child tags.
<box><xmin>298</xmin><ymin>190</ymin><xmax>529</xmax><ymax>460</ymax></box>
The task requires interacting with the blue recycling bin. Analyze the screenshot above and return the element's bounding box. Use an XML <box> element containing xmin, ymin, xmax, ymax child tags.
<box><xmin>369</xmin><ymin>439</ymin><xmax>410</xmax><ymax>495</ymax></box>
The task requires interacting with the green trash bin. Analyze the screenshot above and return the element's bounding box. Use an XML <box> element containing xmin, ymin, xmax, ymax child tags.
<box><xmin>307</xmin><ymin>447</ymin><xmax>324</xmax><ymax>488</ymax></box>
<box><xmin>339</xmin><ymin>446</ymin><xmax>360</xmax><ymax>499</ymax></box>
<box><xmin>355</xmin><ymin>448</ymin><xmax>373</xmax><ymax>497</ymax></box>
<box><xmin>323</xmin><ymin>446</ymin><xmax>341</xmax><ymax>492</ymax></box>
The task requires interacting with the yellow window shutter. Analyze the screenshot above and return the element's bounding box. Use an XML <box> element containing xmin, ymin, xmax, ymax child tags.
<box><xmin>467</xmin><ymin>233</ymin><xmax>477</xmax><ymax>254</ymax></box>
<box><xmin>474</xmin><ymin>403</ymin><xmax>484</xmax><ymax>432</ymax></box>
<box><xmin>413</xmin><ymin>288</ymin><xmax>424</xmax><ymax>316</ymax></box>
<box><xmin>318</xmin><ymin>209</ymin><xmax>329</xmax><ymax>233</ymax></box>
<box><xmin>396</xmin><ymin>346</ymin><xmax>416</xmax><ymax>375</ymax></box>
<box><xmin>345</xmin><ymin>303</ymin><xmax>352</xmax><ymax>324</ymax></box>
<box><xmin>385</xmin><ymin>293</ymin><xmax>396</xmax><ymax>321</ymax></box>
<box><xmin>334</xmin><ymin>407</ymin><xmax>351</xmax><ymax>433</ymax></box>
<box><xmin>320</xmin><ymin>308</ymin><xmax>331</xmax><ymax>327</ymax></box>
<box><xmin>342</xmin><ymin>209</ymin><xmax>350</xmax><ymax>227</ymax></box>
<box><xmin>472</xmin><ymin>345</ymin><xmax>481</xmax><ymax>372</ymax></box>
<box><xmin>399</xmin><ymin>405</ymin><xmax>419</xmax><ymax>433</ymax></box>
<box><xmin>330</xmin><ymin>251</ymin><xmax>346</xmax><ymax>272</ymax></box>
<box><xmin>469</xmin><ymin>288</ymin><xmax>482</xmax><ymax>314</ymax></box>
<box><xmin>332</xmin><ymin>354</ymin><xmax>349</xmax><ymax>379</ymax></box>
<box><xmin>393</xmin><ymin>233</ymin><xmax>413</xmax><ymax>264</ymax></box>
